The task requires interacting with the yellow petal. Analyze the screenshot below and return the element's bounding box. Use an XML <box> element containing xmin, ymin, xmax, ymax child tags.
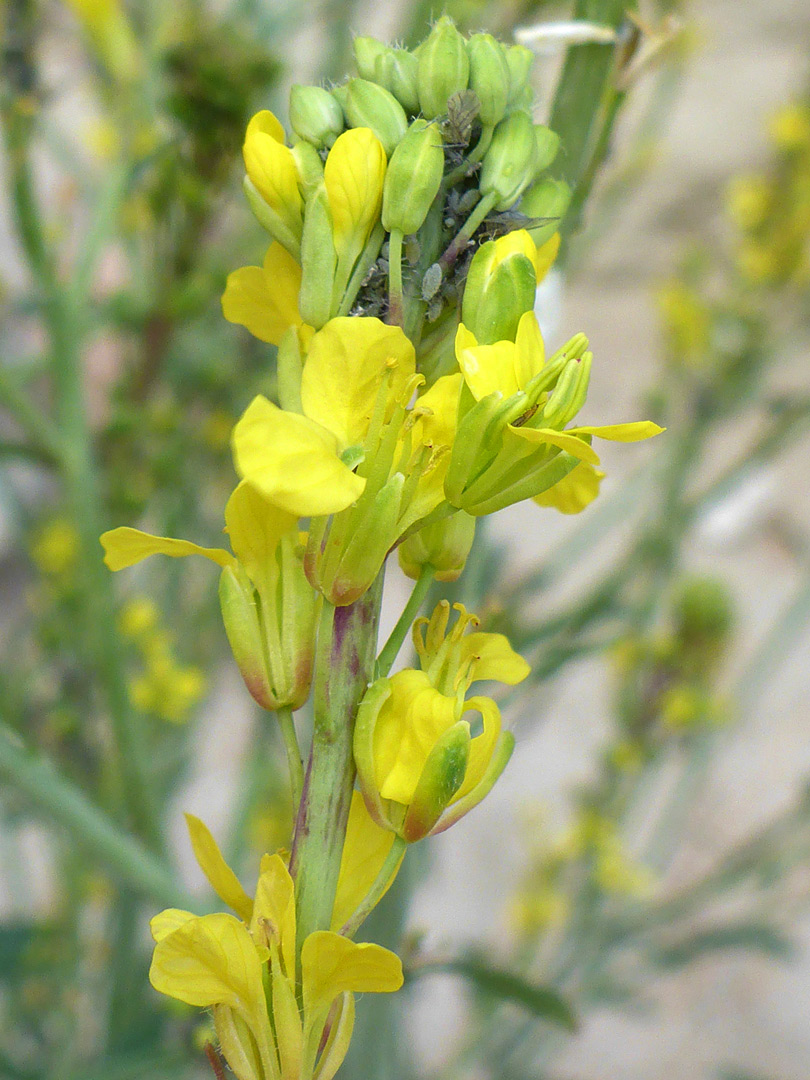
<box><xmin>508</xmin><ymin>425</ymin><xmax>601</xmax><ymax>464</ymax></box>
<box><xmin>232</xmin><ymin>395</ymin><xmax>366</xmax><ymax>517</ymax></box>
<box><xmin>184</xmin><ymin>813</ymin><xmax>253</xmax><ymax>923</ymax></box>
<box><xmin>100</xmin><ymin>527</ymin><xmax>233</xmax><ymax>571</ymax></box>
<box><xmin>331</xmin><ymin>791</ymin><xmax>401</xmax><ymax>931</ymax></box>
<box><xmin>224</xmin><ymin>481</ymin><xmax>297</xmax><ymax>597</ymax></box>
<box><xmin>460</xmin><ymin>632</ymin><xmax>530</xmax><ymax>685</ymax></box>
<box><xmin>533</xmin><ymin>460</ymin><xmax>604</xmax><ymax>514</ymax></box>
<box><xmin>534</xmin><ymin>232</ymin><xmax>561</xmax><ymax>284</ymax></box>
<box><xmin>571</xmin><ymin>421</ymin><xmax>665</xmax><ymax>442</ymax></box>
<box><xmin>301</xmin><ymin>317</ymin><xmax>416</xmax><ymax>450</ymax></box>
<box><xmin>149</xmin><ymin>912</ymin><xmax>267</xmax><ymax>1013</ymax></box>
<box><xmin>456</xmin><ymin>330</ymin><xmax>520</xmax><ymax>401</ymax></box>
<box><xmin>250</xmin><ymin>853</ymin><xmax>296</xmax><ymax>981</ymax></box>
<box><xmin>243</xmin><ymin>113</ymin><xmax>302</xmax><ymax>238</ymax></box>
<box><xmin>491</xmin><ymin>229</ymin><xmax>538</xmax><ymax>273</ymax></box>
<box><xmin>452</xmin><ymin>696</ymin><xmax>501</xmax><ymax>802</ymax></box>
<box><xmin>514</xmin><ymin>311</ymin><xmax>545</xmax><ymax>388</ymax></box>
<box><xmin>302</xmin><ymin>931</ymin><xmax>403</xmax><ymax>1019</ymax></box>
<box><xmin>324</xmin><ymin>128</ymin><xmax>386</xmax><ymax>264</ymax></box>
<box><xmin>221</xmin><ymin>244</ymin><xmax>303</xmax><ymax>345</ymax></box>
<box><xmin>373</xmin><ymin>669</ymin><xmax>459</xmax><ymax>805</ymax></box>
<box><xmin>150</xmin><ymin>908</ymin><xmax>196</xmax><ymax>943</ymax></box>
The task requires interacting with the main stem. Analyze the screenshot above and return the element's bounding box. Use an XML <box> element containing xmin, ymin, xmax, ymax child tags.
<box><xmin>290</xmin><ymin>574</ymin><xmax>384</xmax><ymax>947</ymax></box>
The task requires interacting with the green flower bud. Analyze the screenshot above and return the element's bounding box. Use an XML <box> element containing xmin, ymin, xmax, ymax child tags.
<box><xmin>461</xmin><ymin>233</ymin><xmax>537</xmax><ymax>344</ymax></box>
<box><xmin>467</xmin><ymin>33</ymin><xmax>510</xmax><ymax>127</ymax></box>
<box><xmin>533</xmin><ymin>124</ymin><xmax>560</xmax><ymax>174</ymax></box>
<box><xmin>505</xmin><ymin>44</ymin><xmax>533</xmax><ymax>103</ymax></box>
<box><xmin>382</xmin><ymin>119</ymin><xmax>444</xmax><ymax>235</ymax></box>
<box><xmin>344</xmin><ymin>78</ymin><xmax>408</xmax><ymax>156</ymax></box>
<box><xmin>298</xmin><ymin>183</ymin><xmax>337</xmax><ymax>329</ymax></box>
<box><xmin>331</xmin><ymin>83</ymin><xmax>349</xmax><ymax>113</ymax></box>
<box><xmin>353</xmin><ymin>35</ymin><xmax>387</xmax><ymax>80</ymax></box>
<box><xmin>398</xmin><ymin>511</ymin><xmax>476</xmax><ymax>582</ymax></box>
<box><xmin>521</xmin><ymin>178</ymin><xmax>572</xmax><ymax>246</ymax></box>
<box><xmin>289</xmin><ymin>84</ymin><xmax>344</xmax><ymax>148</ymax></box>
<box><xmin>291</xmin><ymin>140</ymin><xmax>324</xmax><ymax>198</ymax></box>
<box><xmin>417</xmin><ymin>16</ymin><xmax>470</xmax><ymax>119</ymax></box>
<box><xmin>480</xmin><ymin>111</ymin><xmax>538</xmax><ymax>211</ymax></box>
<box><xmin>376</xmin><ymin>47</ymin><xmax>420</xmax><ymax>115</ymax></box>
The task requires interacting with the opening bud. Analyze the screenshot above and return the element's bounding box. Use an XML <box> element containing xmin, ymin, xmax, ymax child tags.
<box><xmin>289</xmin><ymin>84</ymin><xmax>344</xmax><ymax>148</ymax></box>
<box><xmin>344</xmin><ymin>78</ymin><xmax>408</xmax><ymax>157</ymax></box>
<box><xmin>417</xmin><ymin>16</ymin><xmax>470</xmax><ymax>119</ymax></box>
<box><xmin>382</xmin><ymin>119</ymin><xmax>445</xmax><ymax>235</ymax></box>
<box><xmin>461</xmin><ymin>231</ymin><xmax>538</xmax><ymax>344</ymax></box>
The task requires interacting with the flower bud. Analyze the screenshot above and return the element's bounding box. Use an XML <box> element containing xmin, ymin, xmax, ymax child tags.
<box><xmin>521</xmin><ymin>178</ymin><xmax>572</xmax><ymax>246</ymax></box>
<box><xmin>398</xmin><ymin>510</ymin><xmax>475</xmax><ymax>582</ymax></box>
<box><xmin>505</xmin><ymin>44</ymin><xmax>533</xmax><ymax>103</ymax></box>
<box><xmin>461</xmin><ymin>231</ymin><xmax>537</xmax><ymax>344</ymax></box>
<box><xmin>353</xmin><ymin>35</ymin><xmax>387</xmax><ymax>80</ymax></box>
<box><xmin>289</xmin><ymin>84</ymin><xmax>344</xmax><ymax>148</ymax></box>
<box><xmin>344</xmin><ymin>78</ymin><xmax>408</xmax><ymax>157</ymax></box>
<box><xmin>533</xmin><ymin>124</ymin><xmax>560</xmax><ymax>174</ymax></box>
<box><xmin>417</xmin><ymin>16</ymin><xmax>470</xmax><ymax>119</ymax></box>
<box><xmin>298</xmin><ymin>183</ymin><xmax>337</xmax><ymax>329</ymax></box>
<box><xmin>480</xmin><ymin>111</ymin><xmax>538</xmax><ymax>211</ymax></box>
<box><xmin>382</xmin><ymin>119</ymin><xmax>444</xmax><ymax>235</ymax></box>
<box><xmin>467</xmin><ymin>33</ymin><xmax>510</xmax><ymax>127</ymax></box>
<box><xmin>376</xmin><ymin>47</ymin><xmax>420</xmax><ymax>115</ymax></box>
<box><xmin>402</xmin><ymin>721</ymin><xmax>470</xmax><ymax>842</ymax></box>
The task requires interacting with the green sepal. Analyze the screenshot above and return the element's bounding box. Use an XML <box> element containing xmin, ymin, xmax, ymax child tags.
<box><xmin>214</xmin><ymin>1005</ymin><xmax>264</xmax><ymax>1080</ymax></box>
<box><xmin>218</xmin><ymin>565</ymin><xmax>275</xmax><ymax>712</ymax></box>
<box><xmin>382</xmin><ymin>119</ymin><xmax>444</xmax><ymax>235</ymax></box>
<box><xmin>461</xmin><ymin>239</ymin><xmax>537</xmax><ymax>344</ymax></box>
<box><xmin>430</xmin><ymin>730</ymin><xmax>515</xmax><ymax>835</ymax></box>
<box><xmin>299</xmin><ymin>183</ymin><xmax>337</xmax><ymax>329</ymax></box>
<box><xmin>416</xmin><ymin>16</ymin><xmax>470</xmax><ymax>119</ymax></box>
<box><xmin>242</xmin><ymin>176</ymin><xmax>302</xmax><ymax>261</ymax></box>
<box><xmin>376</xmin><ymin>47</ymin><xmax>420</xmax><ymax>115</ymax></box>
<box><xmin>291</xmin><ymin>141</ymin><xmax>324</xmax><ymax>198</ymax></box>
<box><xmin>402</xmin><ymin>720</ymin><xmax>471</xmax><ymax>843</ymax></box>
<box><xmin>521</xmin><ymin>178</ymin><xmax>572</xmax><ymax>246</ymax></box>
<box><xmin>504</xmin><ymin>44</ymin><xmax>533</xmax><ymax>104</ymax></box>
<box><xmin>353</xmin><ymin>36</ymin><xmax>387</xmax><ymax>81</ymax></box>
<box><xmin>289</xmin><ymin>84</ymin><xmax>344</xmax><ymax>148</ymax></box>
<box><xmin>480</xmin><ymin>111</ymin><xmax>538</xmax><ymax>211</ymax></box>
<box><xmin>344</xmin><ymin>78</ymin><xmax>408</xmax><ymax>157</ymax></box>
<box><xmin>353</xmin><ymin>678</ymin><xmax>397</xmax><ymax>832</ymax></box>
<box><xmin>398</xmin><ymin>510</ymin><xmax>475</xmax><ymax>583</ymax></box>
<box><xmin>533</xmin><ymin>125</ymin><xmax>561</xmax><ymax>175</ymax></box>
<box><xmin>462</xmin><ymin>452</ymin><xmax>580</xmax><ymax>516</ymax></box>
<box><xmin>276</xmin><ymin>327</ymin><xmax>304</xmax><ymax>413</ymax></box>
<box><xmin>467</xmin><ymin>33</ymin><xmax>510</xmax><ymax>127</ymax></box>
<box><xmin>444</xmin><ymin>387</ymin><xmax>506</xmax><ymax>507</ymax></box>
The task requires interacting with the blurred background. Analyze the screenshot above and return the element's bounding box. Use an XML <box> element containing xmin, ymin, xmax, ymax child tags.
<box><xmin>1</xmin><ymin>1</ymin><xmax>809</xmax><ymax>1079</ymax></box>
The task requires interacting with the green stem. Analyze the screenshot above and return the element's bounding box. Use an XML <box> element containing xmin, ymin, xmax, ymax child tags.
<box><xmin>388</xmin><ymin>228</ymin><xmax>404</xmax><ymax>327</ymax></box>
<box><xmin>376</xmin><ymin>563</ymin><xmax>435</xmax><ymax>678</ymax></box>
<box><xmin>0</xmin><ymin>368</ymin><xmax>62</xmax><ymax>463</ymax></box>
<box><xmin>438</xmin><ymin>190</ymin><xmax>498</xmax><ymax>272</ymax></box>
<box><xmin>340</xmin><ymin>835</ymin><xmax>407</xmax><ymax>937</ymax></box>
<box><xmin>290</xmin><ymin>576</ymin><xmax>384</xmax><ymax>948</ymax></box>
<box><xmin>0</xmin><ymin>721</ymin><xmax>187</xmax><ymax>908</ymax></box>
<box><xmin>277</xmin><ymin>705</ymin><xmax>304</xmax><ymax>812</ymax></box>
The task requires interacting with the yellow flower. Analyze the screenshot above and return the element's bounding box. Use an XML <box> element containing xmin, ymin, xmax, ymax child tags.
<box><xmin>446</xmin><ymin>312</ymin><xmax>663</xmax><ymax>514</ymax></box>
<box><xmin>222</xmin><ymin>243</ymin><xmax>304</xmax><ymax>345</ymax></box>
<box><xmin>101</xmin><ymin>482</ymin><xmax>317</xmax><ymax>711</ymax></box>
<box><xmin>769</xmin><ymin>103</ymin><xmax>810</xmax><ymax>151</ymax></box>
<box><xmin>234</xmin><ymin>317</ymin><xmax>459</xmax><ymax>605</ymax></box>
<box><xmin>726</xmin><ymin>174</ymin><xmax>772</xmax><ymax>231</ymax></box>
<box><xmin>31</xmin><ymin>519</ymin><xmax>79</xmax><ymax>577</ymax></box>
<box><xmin>150</xmin><ymin>812</ymin><xmax>403</xmax><ymax>1080</ymax></box>
<box><xmin>354</xmin><ymin>602</ymin><xmax>526</xmax><ymax>841</ymax></box>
